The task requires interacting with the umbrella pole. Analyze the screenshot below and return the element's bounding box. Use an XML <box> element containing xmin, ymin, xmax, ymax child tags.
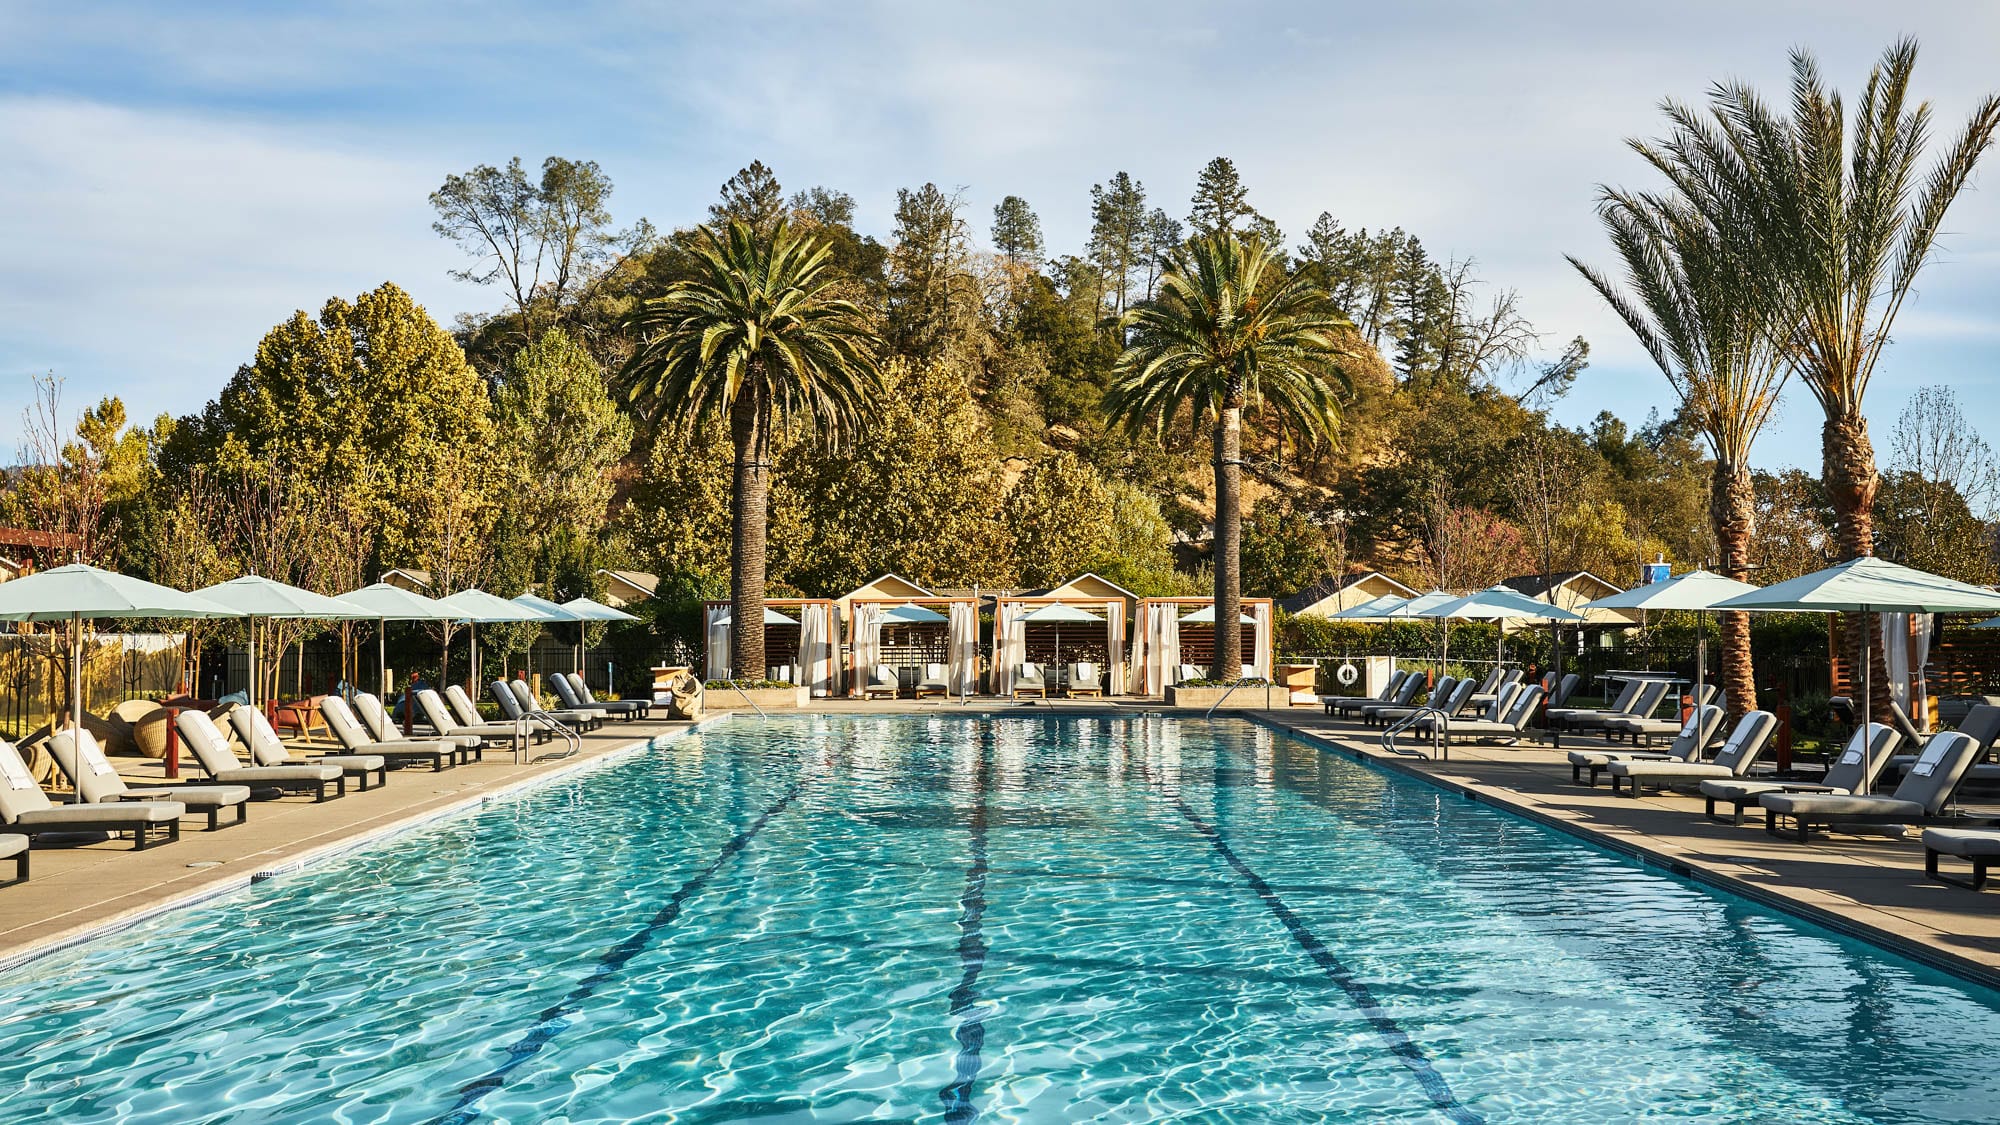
<box><xmin>248</xmin><ymin>617</ymin><xmax>259</xmax><ymax>716</ymax></box>
<box><xmin>377</xmin><ymin>618</ymin><xmax>387</xmax><ymax>699</ymax></box>
<box><xmin>471</xmin><ymin>625</ymin><xmax>480</xmax><ymax>694</ymax></box>
<box><xmin>68</xmin><ymin>613</ymin><xmax>83</xmax><ymax>804</ymax></box>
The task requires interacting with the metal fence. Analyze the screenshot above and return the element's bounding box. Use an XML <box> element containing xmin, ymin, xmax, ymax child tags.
<box><xmin>0</xmin><ymin>633</ymin><xmax>187</xmax><ymax>740</ymax></box>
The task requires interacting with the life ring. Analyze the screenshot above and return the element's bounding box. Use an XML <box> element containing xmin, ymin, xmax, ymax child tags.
<box><xmin>1335</xmin><ymin>662</ymin><xmax>1359</xmax><ymax>686</ymax></box>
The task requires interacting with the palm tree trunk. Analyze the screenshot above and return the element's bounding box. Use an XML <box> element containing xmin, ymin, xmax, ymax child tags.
<box><xmin>1712</xmin><ymin>460</ymin><xmax>1757</xmax><ymax>721</ymax></box>
<box><xmin>1212</xmin><ymin>399</ymin><xmax>1244</xmax><ymax>679</ymax></box>
<box><xmin>1823</xmin><ymin>410</ymin><xmax>1888</xmax><ymax>721</ymax></box>
<box><xmin>730</xmin><ymin>382</ymin><xmax>770</xmax><ymax>681</ymax></box>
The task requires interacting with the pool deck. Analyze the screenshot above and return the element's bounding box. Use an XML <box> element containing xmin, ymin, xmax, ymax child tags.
<box><xmin>0</xmin><ymin>716</ymin><xmax>698</xmax><ymax>968</ymax></box>
<box><xmin>4</xmin><ymin>699</ymin><xmax>1996</xmax><ymax>992</ymax></box>
<box><xmin>1241</xmin><ymin>706</ymin><xmax>2000</xmax><ymax>990</ymax></box>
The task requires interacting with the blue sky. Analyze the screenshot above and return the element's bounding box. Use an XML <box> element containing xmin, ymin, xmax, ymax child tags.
<box><xmin>4</xmin><ymin>1</ymin><xmax>1999</xmax><ymax>470</ymax></box>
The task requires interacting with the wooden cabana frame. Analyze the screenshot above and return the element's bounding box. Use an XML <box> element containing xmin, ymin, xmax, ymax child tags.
<box><xmin>1131</xmin><ymin>596</ymin><xmax>1276</xmax><ymax>695</ymax></box>
<box><xmin>844</xmin><ymin>588</ymin><xmax>981</xmax><ymax>698</ymax></box>
<box><xmin>701</xmin><ymin>598</ymin><xmax>840</xmax><ymax>696</ymax></box>
<box><xmin>991</xmin><ymin>591</ymin><xmax>1132</xmax><ymax>697</ymax></box>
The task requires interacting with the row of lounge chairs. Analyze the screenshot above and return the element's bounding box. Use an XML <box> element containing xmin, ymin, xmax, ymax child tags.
<box><xmin>0</xmin><ymin>673</ymin><xmax>646</xmax><ymax>884</ymax></box>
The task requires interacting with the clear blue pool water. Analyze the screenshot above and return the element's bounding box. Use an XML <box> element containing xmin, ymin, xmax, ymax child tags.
<box><xmin>1</xmin><ymin>715</ymin><xmax>1997</xmax><ymax>1123</ymax></box>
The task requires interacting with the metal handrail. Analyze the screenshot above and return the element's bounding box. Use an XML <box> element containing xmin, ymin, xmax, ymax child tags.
<box><xmin>1204</xmin><ymin>676</ymin><xmax>1271</xmax><ymax>719</ymax></box>
<box><xmin>726</xmin><ymin>679</ymin><xmax>768</xmax><ymax>719</ymax></box>
<box><xmin>518</xmin><ymin>707</ymin><xmax>582</xmax><ymax>760</ymax></box>
<box><xmin>1382</xmin><ymin>705</ymin><xmax>1449</xmax><ymax>760</ymax></box>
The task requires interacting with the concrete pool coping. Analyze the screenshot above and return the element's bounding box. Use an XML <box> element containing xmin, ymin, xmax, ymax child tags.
<box><xmin>0</xmin><ymin>715</ymin><xmax>724</xmax><ymax>972</ymax></box>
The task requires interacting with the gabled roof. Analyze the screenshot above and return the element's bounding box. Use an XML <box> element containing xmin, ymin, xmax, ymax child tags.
<box><xmin>843</xmin><ymin>573</ymin><xmax>935</xmax><ymax>601</ymax></box>
<box><xmin>1499</xmin><ymin>571</ymin><xmax>1622</xmax><ymax>599</ymax></box>
<box><xmin>1043</xmin><ymin>572</ymin><xmax>1140</xmax><ymax>603</ymax></box>
<box><xmin>1278</xmin><ymin>570</ymin><xmax>1419</xmax><ymax>614</ymax></box>
<box><xmin>596</xmin><ymin>568</ymin><xmax>658</xmax><ymax>597</ymax></box>
<box><xmin>380</xmin><ymin>567</ymin><xmax>433</xmax><ymax>591</ymax></box>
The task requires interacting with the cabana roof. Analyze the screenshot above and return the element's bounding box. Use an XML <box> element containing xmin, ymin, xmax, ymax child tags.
<box><xmin>1036</xmin><ymin>572</ymin><xmax>1140</xmax><ymax>605</ymax></box>
<box><xmin>843</xmin><ymin>573</ymin><xmax>936</xmax><ymax>602</ymax></box>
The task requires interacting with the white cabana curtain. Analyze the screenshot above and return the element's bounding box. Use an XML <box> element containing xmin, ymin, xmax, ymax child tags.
<box><xmin>1881</xmin><ymin>612</ymin><xmax>1935</xmax><ymax>726</ymax></box>
<box><xmin>1137</xmin><ymin>603</ymin><xmax>1179</xmax><ymax>694</ymax></box>
<box><xmin>994</xmin><ymin>602</ymin><xmax>1026</xmax><ymax>695</ymax></box>
<box><xmin>800</xmin><ymin>603</ymin><xmax>835</xmax><ymax>697</ymax></box>
<box><xmin>1105</xmin><ymin>600</ymin><xmax>1126</xmax><ymax>695</ymax></box>
<box><xmin>947</xmin><ymin>601</ymin><xmax>979</xmax><ymax>695</ymax></box>
<box><xmin>849</xmin><ymin>602</ymin><xmax>883</xmax><ymax>697</ymax></box>
<box><xmin>704</xmin><ymin>605</ymin><xmax>730</xmax><ymax>680</ymax></box>
<box><xmin>1251</xmin><ymin>601</ymin><xmax>1273</xmax><ymax>680</ymax></box>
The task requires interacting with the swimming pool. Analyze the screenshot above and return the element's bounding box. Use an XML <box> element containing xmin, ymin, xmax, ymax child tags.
<box><xmin>1</xmin><ymin>715</ymin><xmax>1996</xmax><ymax>1123</ymax></box>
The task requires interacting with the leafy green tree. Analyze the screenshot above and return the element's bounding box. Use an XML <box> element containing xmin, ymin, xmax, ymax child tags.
<box><xmin>1241</xmin><ymin>497</ymin><xmax>1343</xmax><ymax>597</ymax></box>
<box><xmin>619</xmin><ymin>219</ymin><xmax>882</xmax><ymax>677</ymax></box>
<box><xmin>886</xmin><ymin>183</ymin><xmax>977</xmax><ymax>361</ymax></box>
<box><xmin>1187</xmin><ymin>157</ymin><xmax>1282</xmax><ymax>245</ymax></box>
<box><xmin>210</xmin><ymin>282</ymin><xmax>495</xmax><ymax>565</ymax></box>
<box><xmin>1107</xmin><ymin>232</ymin><xmax>1354</xmax><ymax>678</ymax></box>
<box><xmin>1006</xmin><ymin>451</ymin><xmax>1121</xmax><ymax>588</ymax></box>
<box><xmin>1876</xmin><ymin>386</ymin><xmax>2000</xmax><ymax>583</ymax></box>
<box><xmin>991</xmin><ymin>195</ymin><xmax>1044</xmax><ymax>268</ymax></box>
<box><xmin>1639</xmin><ymin>39</ymin><xmax>2000</xmax><ymax>718</ymax></box>
<box><xmin>782</xmin><ymin>359</ymin><xmax>1012</xmax><ymax>591</ymax></box>
<box><xmin>494</xmin><ymin>328</ymin><xmax>632</xmax><ymax>551</ymax></box>
<box><xmin>1572</xmin><ymin>184</ymin><xmax>1790</xmax><ymax>717</ymax></box>
<box><xmin>431</xmin><ymin>156</ymin><xmax>651</xmax><ymax>335</ymax></box>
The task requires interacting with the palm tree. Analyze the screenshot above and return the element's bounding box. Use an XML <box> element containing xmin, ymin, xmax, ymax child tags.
<box><xmin>1634</xmin><ymin>39</ymin><xmax>2000</xmax><ymax>719</ymax></box>
<box><xmin>1570</xmin><ymin>193</ymin><xmax>1789</xmax><ymax>719</ymax></box>
<box><xmin>620</xmin><ymin>219</ymin><xmax>881</xmax><ymax>679</ymax></box>
<box><xmin>1106</xmin><ymin>232</ymin><xmax>1353</xmax><ymax>679</ymax></box>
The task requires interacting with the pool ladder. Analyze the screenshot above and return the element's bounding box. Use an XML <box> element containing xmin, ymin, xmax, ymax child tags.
<box><xmin>1383</xmin><ymin>705</ymin><xmax>1450</xmax><ymax>761</ymax></box>
<box><xmin>516</xmin><ymin>706</ymin><xmax>583</xmax><ymax>761</ymax></box>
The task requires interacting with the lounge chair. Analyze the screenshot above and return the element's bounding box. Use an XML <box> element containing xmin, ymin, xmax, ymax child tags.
<box><xmin>416</xmin><ymin>689</ymin><xmax>526</xmax><ymax>755</ymax></box>
<box><xmin>547</xmin><ymin>674</ymin><xmax>617</xmax><ymax>724</ymax></box>
<box><xmin>1545</xmin><ymin>673</ymin><xmax>1580</xmax><ymax>709</ymax></box>
<box><xmin>1068</xmin><ymin>663</ymin><xmax>1104</xmax><ymax>698</ymax></box>
<box><xmin>564</xmin><ymin>673</ymin><xmax>650</xmax><ymax>719</ymax></box>
<box><xmin>1761</xmin><ymin>729</ymin><xmax>1985</xmax><ymax>842</ymax></box>
<box><xmin>230</xmin><ymin>705</ymin><xmax>388</xmax><ymax>791</ymax></box>
<box><xmin>1013</xmin><ymin>663</ymin><xmax>1047</xmax><ymax>699</ymax></box>
<box><xmin>1565</xmin><ymin>679</ymin><xmax>1672</xmax><ymax>745</ymax></box>
<box><xmin>863</xmin><ymin>665</ymin><xmax>901</xmax><ymax>700</ymax></box>
<box><xmin>321</xmin><ymin>697</ymin><xmax>459</xmax><ymax>772</ymax></box>
<box><xmin>1362</xmin><ymin>675</ymin><xmax>1451</xmax><ymax>725</ymax></box>
<box><xmin>1567</xmin><ymin>705</ymin><xmax>1722</xmax><ymax>787</ymax></box>
<box><xmin>0</xmin><ymin>738</ymin><xmax>183</xmax><ymax>850</ymax></box>
<box><xmin>1546</xmin><ymin>679</ymin><xmax>1641</xmax><ymax>739</ymax></box>
<box><xmin>1338</xmin><ymin>672</ymin><xmax>1421</xmax><ymax>719</ymax></box>
<box><xmin>355</xmin><ymin>692</ymin><xmax>482</xmax><ymax>761</ymax></box>
<box><xmin>1885</xmin><ymin>702</ymin><xmax>2000</xmax><ymax>785</ymax></box>
<box><xmin>1922</xmin><ymin>827</ymin><xmax>2000</xmax><ymax>889</ymax></box>
<box><xmin>1413</xmin><ymin>684</ymin><xmax>1544</xmax><ymax>748</ymax></box>
<box><xmin>0</xmin><ymin>834</ymin><xmax>25</xmax><ymax>885</ymax></box>
<box><xmin>1465</xmin><ymin>668</ymin><xmax>1521</xmax><ymax>710</ymax></box>
<box><xmin>1602</xmin><ymin>683</ymin><xmax>1721</xmax><ymax>746</ymax></box>
<box><xmin>450</xmin><ymin>684</ymin><xmax>549</xmax><ymax>744</ymax></box>
<box><xmin>1322</xmin><ymin>669</ymin><xmax>1407</xmax><ymax>716</ymax></box>
<box><xmin>1606</xmin><ymin>709</ymin><xmax>1778</xmax><ymax>798</ymax></box>
<box><xmin>915</xmin><ymin>664</ymin><xmax>950</xmax><ymax>699</ymax></box>
<box><xmin>176</xmin><ymin>710</ymin><xmax>346</xmax><ymax>801</ymax></box>
<box><xmin>505</xmin><ymin>679</ymin><xmax>599</xmax><ymax>731</ymax></box>
<box><xmin>49</xmin><ymin>730</ymin><xmax>250</xmax><ymax>831</ymax></box>
<box><xmin>1700</xmin><ymin>722</ymin><xmax>1901</xmax><ymax>826</ymax></box>
<box><xmin>1371</xmin><ymin>677</ymin><xmax>1474</xmax><ymax>728</ymax></box>
<box><xmin>1176</xmin><ymin>664</ymin><xmax>1202</xmax><ymax>685</ymax></box>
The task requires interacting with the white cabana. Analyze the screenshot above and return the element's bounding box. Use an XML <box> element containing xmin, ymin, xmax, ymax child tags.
<box><xmin>947</xmin><ymin>600</ymin><xmax>980</xmax><ymax>696</ymax></box>
<box><xmin>1130</xmin><ymin>601</ymin><xmax>1182</xmax><ymax>694</ymax></box>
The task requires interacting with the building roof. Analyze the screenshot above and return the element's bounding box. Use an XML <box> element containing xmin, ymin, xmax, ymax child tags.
<box><xmin>842</xmin><ymin>573</ymin><xmax>936</xmax><ymax>601</ymax></box>
<box><xmin>1041</xmin><ymin>572</ymin><xmax>1140</xmax><ymax>603</ymax></box>
<box><xmin>380</xmin><ymin>567</ymin><xmax>433</xmax><ymax>591</ymax></box>
<box><xmin>1498</xmin><ymin>571</ymin><xmax>1621</xmax><ymax>599</ymax></box>
<box><xmin>0</xmin><ymin>525</ymin><xmax>82</xmax><ymax>551</ymax></box>
<box><xmin>597</xmin><ymin>569</ymin><xmax>658</xmax><ymax>597</ymax></box>
<box><xmin>1278</xmin><ymin>570</ymin><xmax>1419</xmax><ymax>614</ymax></box>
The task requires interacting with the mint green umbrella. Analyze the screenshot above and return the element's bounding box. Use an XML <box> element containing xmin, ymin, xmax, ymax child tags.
<box><xmin>195</xmin><ymin>575</ymin><xmax>373</xmax><ymax>712</ymax></box>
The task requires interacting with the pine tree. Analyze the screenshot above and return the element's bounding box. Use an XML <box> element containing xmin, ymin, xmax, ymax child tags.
<box><xmin>709</xmin><ymin>160</ymin><xmax>785</xmax><ymax>232</ymax></box>
<box><xmin>990</xmin><ymin>195</ymin><xmax>1044</xmax><ymax>267</ymax></box>
<box><xmin>1088</xmin><ymin>173</ymin><xmax>1149</xmax><ymax>315</ymax></box>
<box><xmin>1186</xmin><ymin>157</ymin><xmax>1281</xmax><ymax>245</ymax></box>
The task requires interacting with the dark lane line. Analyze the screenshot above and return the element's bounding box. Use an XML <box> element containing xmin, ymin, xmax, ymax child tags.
<box><xmin>425</xmin><ymin>778</ymin><xmax>809</xmax><ymax>1125</ymax></box>
<box><xmin>938</xmin><ymin>729</ymin><xmax>993</xmax><ymax>1124</ymax></box>
<box><xmin>1169</xmin><ymin>794</ymin><xmax>1485</xmax><ymax>1125</ymax></box>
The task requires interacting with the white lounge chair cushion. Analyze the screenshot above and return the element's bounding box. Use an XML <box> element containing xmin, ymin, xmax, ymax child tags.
<box><xmin>16</xmin><ymin>802</ymin><xmax>186</xmax><ymax>826</ymax></box>
<box><xmin>1606</xmin><ymin>761</ymin><xmax>1733</xmax><ymax>782</ymax></box>
<box><xmin>119</xmin><ymin>784</ymin><xmax>253</xmax><ymax>809</ymax></box>
<box><xmin>1567</xmin><ymin>749</ymin><xmax>1674</xmax><ymax>768</ymax></box>
<box><xmin>1923</xmin><ymin>828</ymin><xmax>2000</xmax><ymax>857</ymax></box>
<box><xmin>212</xmin><ymin>764</ymin><xmax>340</xmax><ymax>785</ymax></box>
<box><xmin>0</xmin><ymin>835</ymin><xmax>25</xmax><ymax>859</ymax></box>
<box><xmin>317</xmin><ymin>754</ymin><xmax>388</xmax><ymax>771</ymax></box>
<box><xmin>1603</xmin><ymin>716</ymin><xmax>1684</xmax><ymax>736</ymax></box>
<box><xmin>1758</xmin><ymin>793</ymin><xmax>1924</xmax><ymax>820</ymax></box>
